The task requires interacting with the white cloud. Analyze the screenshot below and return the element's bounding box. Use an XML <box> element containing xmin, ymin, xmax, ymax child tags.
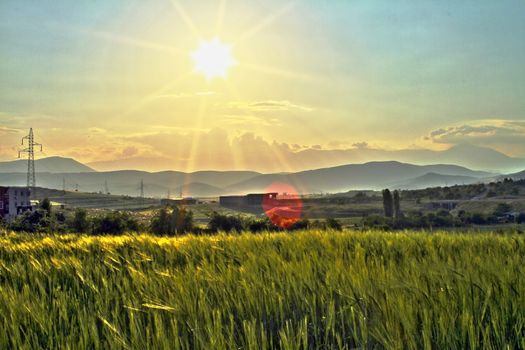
<box><xmin>427</xmin><ymin>119</ymin><xmax>525</xmax><ymax>145</ymax></box>
<box><xmin>226</xmin><ymin>100</ymin><xmax>313</xmax><ymax>112</ymax></box>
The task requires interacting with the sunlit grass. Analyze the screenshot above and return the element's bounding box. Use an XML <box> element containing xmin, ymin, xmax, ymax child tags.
<box><xmin>0</xmin><ymin>230</ymin><xmax>524</xmax><ymax>349</ymax></box>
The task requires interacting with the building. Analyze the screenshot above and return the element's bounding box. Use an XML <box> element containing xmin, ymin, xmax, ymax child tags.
<box><xmin>0</xmin><ymin>186</ymin><xmax>32</xmax><ymax>221</ymax></box>
<box><xmin>29</xmin><ymin>200</ymin><xmax>67</xmax><ymax>210</ymax></box>
<box><xmin>219</xmin><ymin>193</ymin><xmax>278</xmax><ymax>208</ymax></box>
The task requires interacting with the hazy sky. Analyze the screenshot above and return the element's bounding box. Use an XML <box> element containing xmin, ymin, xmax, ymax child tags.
<box><xmin>1</xmin><ymin>0</ymin><xmax>524</xmax><ymax>172</ymax></box>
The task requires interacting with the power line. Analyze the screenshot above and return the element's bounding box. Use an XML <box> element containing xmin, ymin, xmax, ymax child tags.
<box><xmin>18</xmin><ymin>128</ymin><xmax>42</xmax><ymax>199</ymax></box>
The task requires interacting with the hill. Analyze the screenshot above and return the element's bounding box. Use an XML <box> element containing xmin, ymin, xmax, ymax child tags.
<box><xmin>501</xmin><ymin>169</ymin><xmax>525</xmax><ymax>181</ymax></box>
<box><xmin>390</xmin><ymin>172</ymin><xmax>480</xmax><ymax>189</ymax></box>
<box><xmin>224</xmin><ymin>161</ymin><xmax>494</xmax><ymax>194</ymax></box>
<box><xmin>0</xmin><ymin>161</ymin><xmax>496</xmax><ymax>197</ymax></box>
<box><xmin>0</xmin><ymin>156</ymin><xmax>95</xmax><ymax>173</ymax></box>
<box><xmin>0</xmin><ymin>170</ymin><xmax>259</xmax><ymax>197</ymax></box>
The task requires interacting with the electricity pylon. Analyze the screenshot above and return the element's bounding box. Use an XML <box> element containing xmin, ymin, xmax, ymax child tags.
<box><xmin>18</xmin><ymin>128</ymin><xmax>42</xmax><ymax>198</ymax></box>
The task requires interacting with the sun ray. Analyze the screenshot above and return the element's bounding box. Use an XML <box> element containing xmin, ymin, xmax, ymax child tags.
<box><xmin>215</xmin><ymin>0</ymin><xmax>228</xmax><ymax>35</ymax></box>
<box><xmin>74</xmin><ymin>28</ymin><xmax>184</xmax><ymax>55</ymax></box>
<box><xmin>241</xmin><ymin>62</ymin><xmax>319</xmax><ymax>82</ymax></box>
<box><xmin>183</xmin><ymin>95</ymin><xmax>209</xmax><ymax>182</ymax></box>
<box><xmin>168</xmin><ymin>0</ymin><xmax>201</xmax><ymax>39</ymax></box>
<box><xmin>234</xmin><ymin>1</ymin><xmax>297</xmax><ymax>45</ymax></box>
<box><xmin>121</xmin><ymin>72</ymin><xmax>192</xmax><ymax>117</ymax></box>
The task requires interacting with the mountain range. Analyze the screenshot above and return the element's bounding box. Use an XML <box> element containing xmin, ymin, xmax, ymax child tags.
<box><xmin>0</xmin><ymin>156</ymin><xmax>511</xmax><ymax>197</ymax></box>
<box><xmin>0</xmin><ymin>156</ymin><xmax>95</xmax><ymax>173</ymax></box>
<box><xmin>81</xmin><ymin>143</ymin><xmax>525</xmax><ymax>174</ymax></box>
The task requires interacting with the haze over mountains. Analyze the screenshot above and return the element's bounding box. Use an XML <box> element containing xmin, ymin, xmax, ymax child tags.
<box><xmin>0</xmin><ymin>156</ymin><xmax>95</xmax><ymax>173</ymax></box>
<box><xmin>0</xmin><ymin>155</ymin><xmax>519</xmax><ymax>197</ymax></box>
<box><xmin>79</xmin><ymin>143</ymin><xmax>525</xmax><ymax>174</ymax></box>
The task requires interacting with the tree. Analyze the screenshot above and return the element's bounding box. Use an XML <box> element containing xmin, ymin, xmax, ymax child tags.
<box><xmin>40</xmin><ymin>198</ymin><xmax>52</xmax><ymax>215</ymax></box>
<box><xmin>150</xmin><ymin>206</ymin><xmax>194</xmax><ymax>235</ymax></box>
<box><xmin>150</xmin><ymin>208</ymin><xmax>171</xmax><ymax>235</ymax></box>
<box><xmin>208</xmin><ymin>212</ymin><xmax>244</xmax><ymax>233</ymax></box>
<box><xmin>170</xmin><ymin>206</ymin><xmax>194</xmax><ymax>234</ymax></box>
<box><xmin>93</xmin><ymin>211</ymin><xmax>140</xmax><ymax>235</ymax></box>
<box><xmin>325</xmin><ymin>218</ymin><xmax>342</xmax><ymax>231</ymax></box>
<box><xmin>393</xmin><ymin>190</ymin><xmax>401</xmax><ymax>219</ymax></box>
<box><xmin>493</xmin><ymin>203</ymin><xmax>512</xmax><ymax>217</ymax></box>
<box><xmin>382</xmin><ymin>189</ymin><xmax>394</xmax><ymax>218</ymax></box>
<box><xmin>71</xmin><ymin>208</ymin><xmax>90</xmax><ymax>233</ymax></box>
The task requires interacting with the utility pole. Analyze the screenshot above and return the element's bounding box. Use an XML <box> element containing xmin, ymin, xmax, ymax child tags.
<box><xmin>167</xmin><ymin>189</ymin><xmax>171</xmax><ymax>199</ymax></box>
<box><xmin>104</xmin><ymin>180</ymin><xmax>110</xmax><ymax>195</ymax></box>
<box><xmin>18</xmin><ymin>128</ymin><xmax>42</xmax><ymax>199</ymax></box>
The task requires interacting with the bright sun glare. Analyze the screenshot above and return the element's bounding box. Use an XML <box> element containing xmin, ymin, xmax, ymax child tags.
<box><xmin>191</xmin><ymin>38</ymin><xmax>237</xmax><ymax>80</ymax></box>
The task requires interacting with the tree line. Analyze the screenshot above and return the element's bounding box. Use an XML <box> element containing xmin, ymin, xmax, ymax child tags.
<box><xmin>363</xmin><ymin>189</ymin><xmax>525</xmax><ymax>230</ymax></box>
<box><xmin>0</xmin><ymin>199</ymin><xmax>342</xmax><ymax>235</ymax></box>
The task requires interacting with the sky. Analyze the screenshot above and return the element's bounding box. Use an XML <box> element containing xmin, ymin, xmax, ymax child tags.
<box><xmin>0</xmin><ymin>0</ymin><xmax>524</xmax><ymax>172</ymax></box>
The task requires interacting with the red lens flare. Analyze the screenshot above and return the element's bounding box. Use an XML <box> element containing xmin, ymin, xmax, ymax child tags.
<box><xmin>262</xmin><ymin>182</ymin><xmax>303</xmax><ymax>228</ymax></box>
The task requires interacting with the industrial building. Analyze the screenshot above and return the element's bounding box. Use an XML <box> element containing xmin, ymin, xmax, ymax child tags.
<box><xmin>0</xmin><ymin>186</ymin><xmax>32</xmax><ymax>221</ymax></box>
<box><xmin>219</xmin><ymin>193</ymin><xmax>278</xmax><ymax>208</ymax></box>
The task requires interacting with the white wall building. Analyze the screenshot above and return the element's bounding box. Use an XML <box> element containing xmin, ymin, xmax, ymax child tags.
<box><xmin>0</xmin><ymin>186</ymin><xmax>32</xmax><ymax>221</ymax></box>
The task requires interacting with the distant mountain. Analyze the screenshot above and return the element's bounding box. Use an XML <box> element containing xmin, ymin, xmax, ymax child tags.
<box><xmin>0</xmin><ymin>156</ymin><xmax>95</xmax><ymax>173</ymax></box>
<box><xmin>0</xmin><ymin>169</ymin><xmax>259</xmax><ymax>197</ymax></box>
<box><xmin>175</xmin><ymin>182</ymin><xmax>225</xmax><ymax>197</ymax></box>
<box><xmin>390</xmin><ymin>172</ymin><xmax>480</xmax><ymax>190</ymax></box>
<box><xmin>223</xmin><ymin>161</ymin><xmax>494</xmax><ymax>194</ymax></box>
<box><xmin>431</xmin><ymin>144</ymin><xmax>525</xmax><ymax>173</ymax></box>
<box><xmin>279</xmin><ymin>143</ymin><xmax>525</xmax><ymax>174</ymax></box>
<box><xmin>0</xmin><ymin>159</ymin><xmax>498</xmax><ymax>197</ymax></box>
<box><xmin>500</xmin><ymin>169</ymin><xmax>525</xmax><ymax>181</ymax></box>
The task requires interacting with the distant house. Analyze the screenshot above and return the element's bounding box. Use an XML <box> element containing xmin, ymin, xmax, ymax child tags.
<box><xmin>219</xmin><ymin>193</ymin><xmax>278</xmax><ymax>208</ymax></box>
<box><xmin>30</xmin><ymin>200</ymin><xmax>67</xmax><ymax>210</ymax></box>
<box><xmin>0</xmin><ymin>186</ymin><xmax>32</xmax><ymax>221</ymax></box>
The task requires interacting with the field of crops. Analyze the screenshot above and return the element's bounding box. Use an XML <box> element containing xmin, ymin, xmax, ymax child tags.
<box><xmin>0</xmin><ymin>230</ymin><xmax>524</xmax><ymax>349</ymax></box>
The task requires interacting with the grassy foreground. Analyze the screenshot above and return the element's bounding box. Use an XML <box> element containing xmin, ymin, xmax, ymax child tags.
<box><xmin>0</xmin><ymin>230</ymin><xmax>524</xmax><ymax>349</ymax></box>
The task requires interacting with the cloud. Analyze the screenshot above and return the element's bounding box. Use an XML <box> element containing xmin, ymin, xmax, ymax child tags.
<box><xmin>352</xmin><ymin>141</ymin><xmax>369</xmax><ymax>149</ymax></box>
<box><xmin>120</xmin><ymin>146</ymin><xmax>139</xmax><ymax>158</ymax></box>
<box><xmin>226</xmin><ymin>100</ymin><xmax>313</xmax><ymax>112</ymax></box>
<box><xmin>0</xmin><ymin>126</ymin><xmax>20</xmax><ymax>135</ymax></box>
<box><xmin>427</xmin><ymin>120</ymin><xmax>525</xmax><ymax>145</ymax></box>
<box><xmin>221</xmin><ymin>115</ymin><xmax>281</xmax><ymax>127</ymax></box>
<box><xmin>88</xmin><ymin>127</ymin><xmax>107</xmax><ymax>134</ymax></box>
<box><xmin>154</xmin><ymin>91</ymin><xmax>216</xmax><ymax>99</ymax></box>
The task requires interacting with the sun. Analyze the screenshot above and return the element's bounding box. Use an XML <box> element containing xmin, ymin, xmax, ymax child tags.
<box><xmin>191</xmin><ymin>38</ymin><xmax>237</xmax><ymax>80</ymax></box>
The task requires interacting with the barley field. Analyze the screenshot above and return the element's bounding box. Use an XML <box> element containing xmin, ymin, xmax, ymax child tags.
<box><xmin>0</xmin><ymin>230</ymin><xmax>524</xmax><ymax>349</ymax></box>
